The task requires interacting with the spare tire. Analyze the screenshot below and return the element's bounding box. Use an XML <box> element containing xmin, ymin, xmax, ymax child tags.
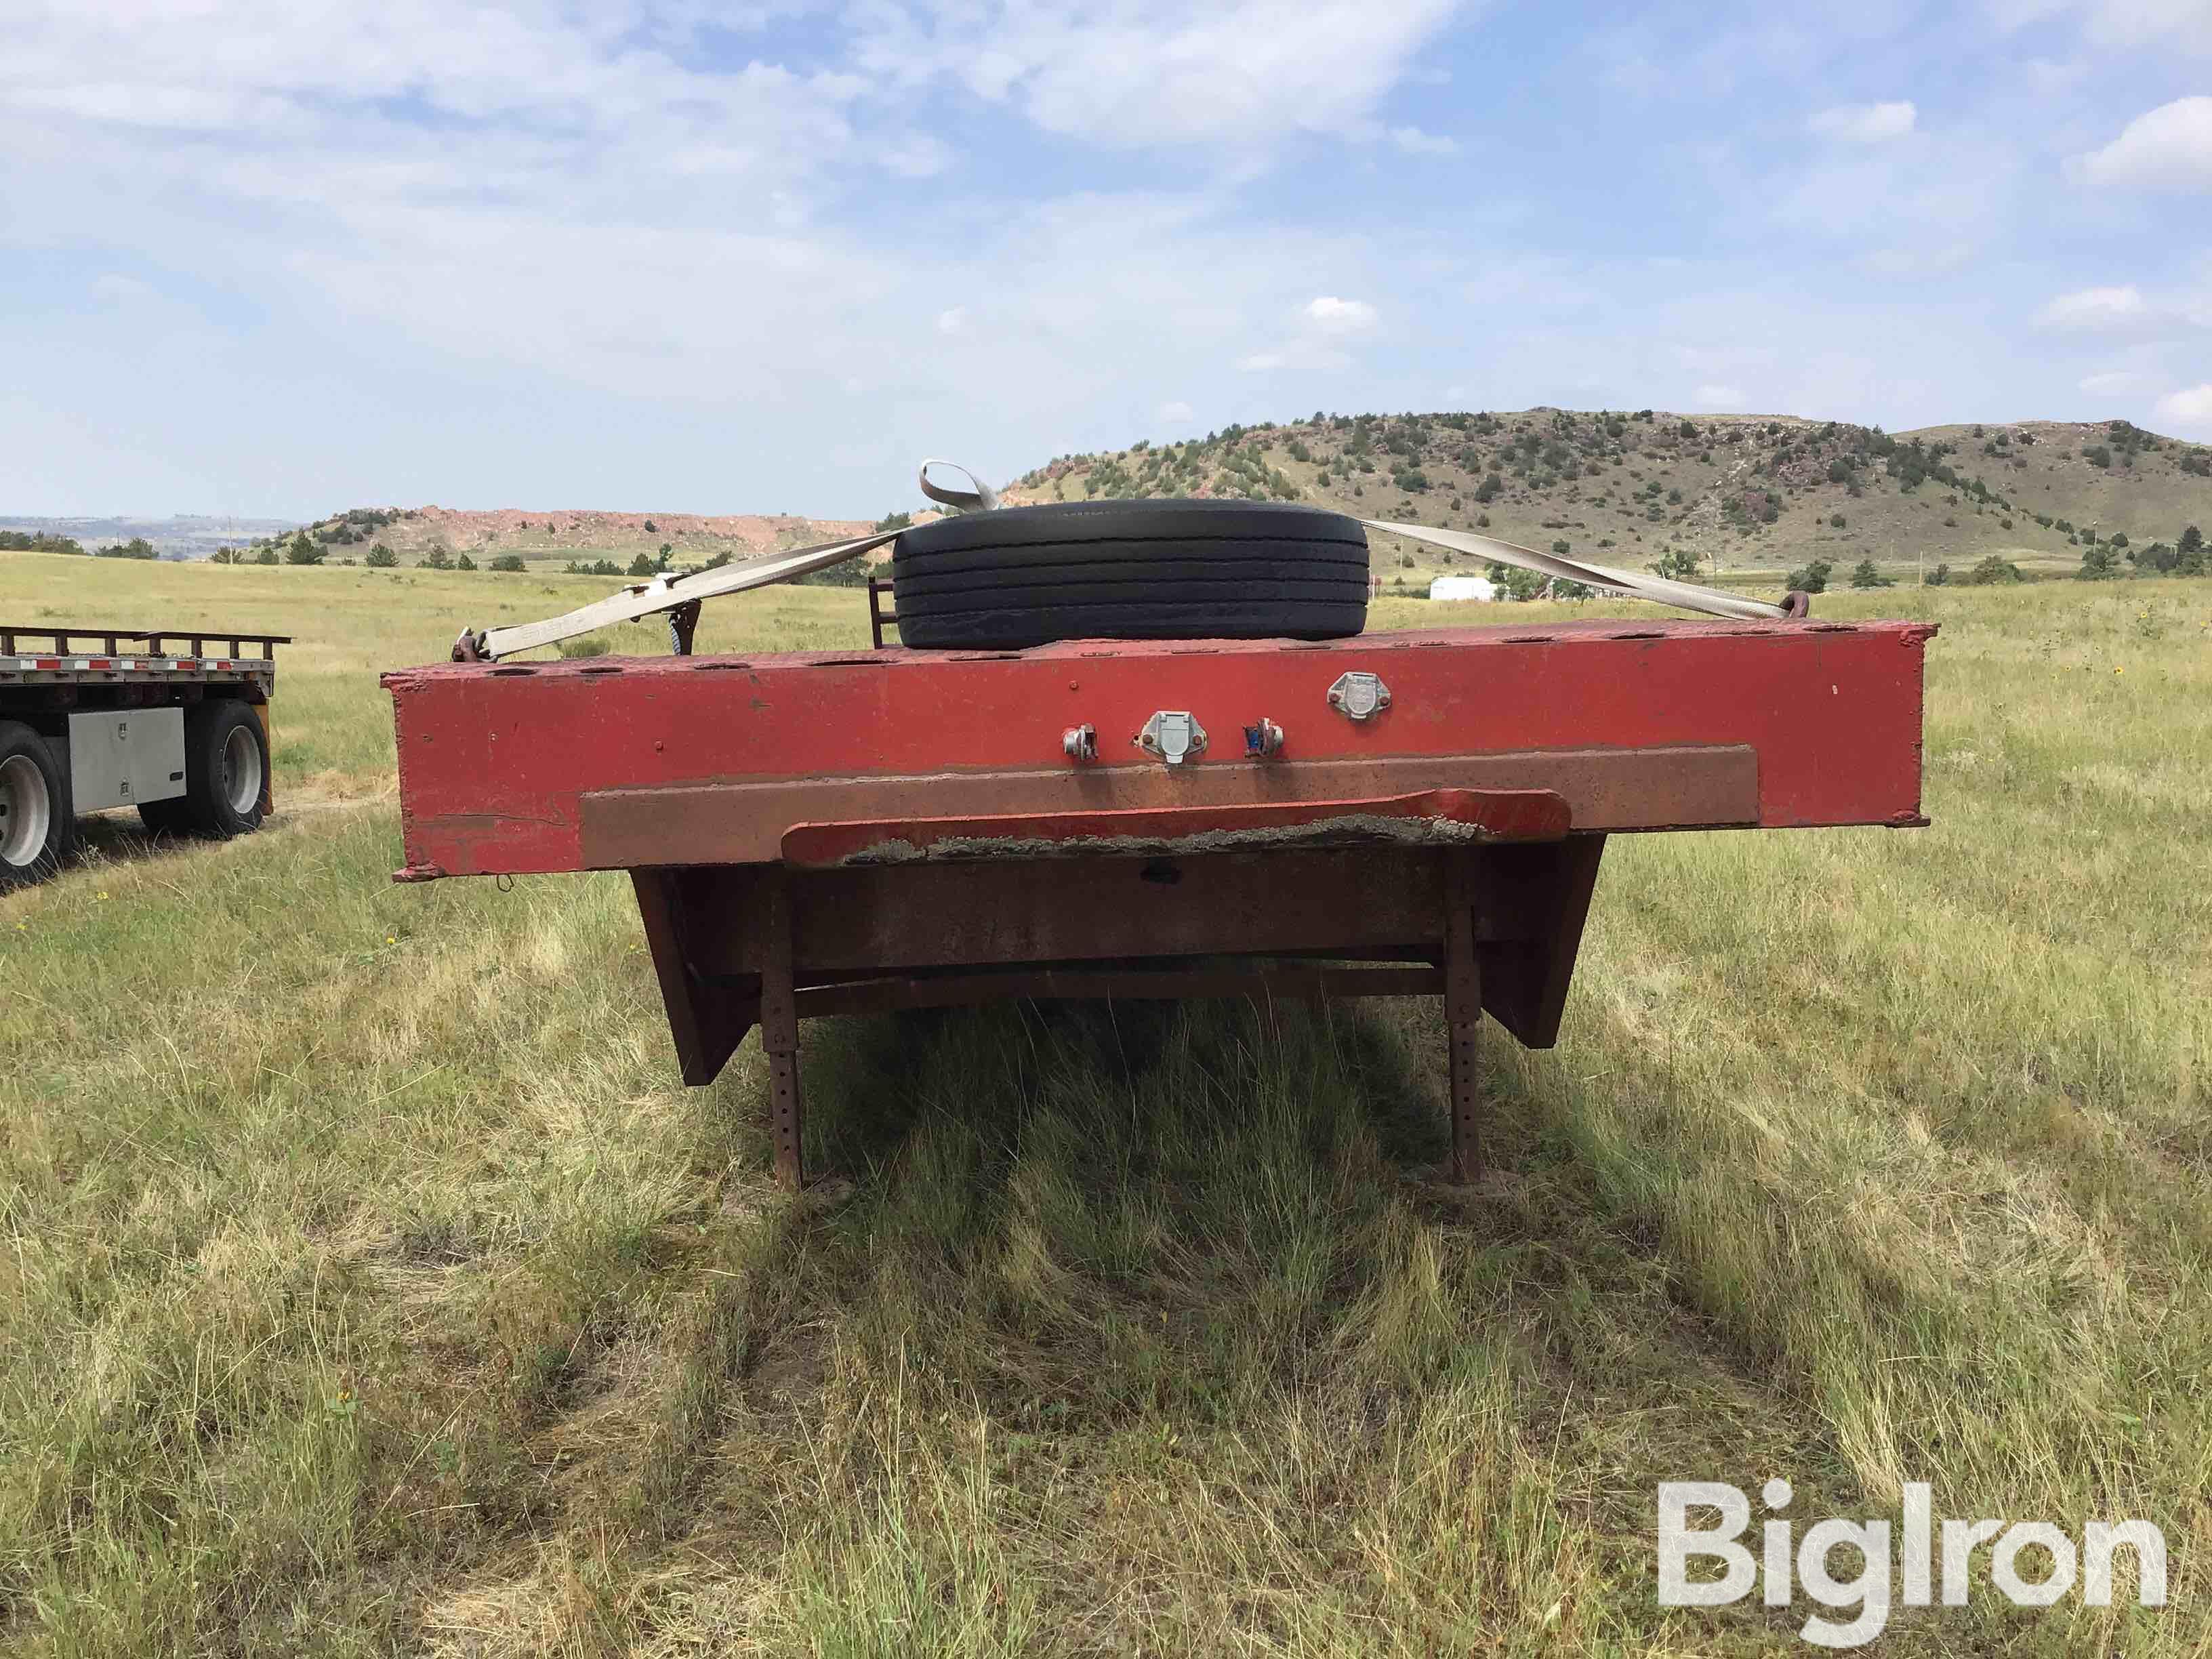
<box><xmin>891</xmin><ymin>499</ymin><xmax>1369</xmax><ymax>649</ymax></box>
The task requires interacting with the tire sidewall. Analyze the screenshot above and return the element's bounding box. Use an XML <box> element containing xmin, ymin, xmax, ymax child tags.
<box><xmin>192</xmin><ymin>700</ymin><xmax>269</xmax><ymax>837</ymax></box>
<box><xmin>0</xmin><ymin>720</ymin><xmax>72</xmax><ymax>888</ymax></box>
<box><xmin>890</xmin><ymin>498</ymin><xmax>1371</xmax><ymax>650</ymax></box>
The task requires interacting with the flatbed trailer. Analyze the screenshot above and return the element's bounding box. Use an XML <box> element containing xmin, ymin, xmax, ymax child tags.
<box><xmin>384</xmin><ymin>614</ymin><xmax>1934</xmax><ymax>1189</ymax></box>
<box><xmin>0</xmin><ymin>623</ymin><xmax>287</xmax><ymax>887</ymax></box>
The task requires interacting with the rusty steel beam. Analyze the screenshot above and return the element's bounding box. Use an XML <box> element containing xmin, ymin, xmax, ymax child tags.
<box><xmin>630</xmin><ymin>869</ymin><xmax>754</xmax><ymax>1084</ymax></box>
<box><xmin>775</xmin><ymin>785</ymin><xmax>1570</xmax><ymax>868</ymax></box>
<box><xmin>384</xmin><ymin>619</ymin><xmax>1933</xmax><ymax>880</ymax></box>
<box><xmin>634</xmin><ymin>842</ymin><xmax>1603</xmax><ymax>1094</ymax></box>
<box><xmin>581</xmin><ymin>752</ymin><xmax>1727</xmax><ymax>869</ymax></box>
<box><xmin>792</xmin><ymin>962</ymin><xmax>1442</xmax><ymax>1019</ymax></box>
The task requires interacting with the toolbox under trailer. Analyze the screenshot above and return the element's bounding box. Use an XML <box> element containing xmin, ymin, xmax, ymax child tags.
<box><xmin>384</xmin><ymin>615</ymin><xmax>1934</xmax><ymax>1189</ymax></box>
<box><xmin>0</xmin><ymin>624</ymin><xmax>286</xmax><ymax>887</ymax></box>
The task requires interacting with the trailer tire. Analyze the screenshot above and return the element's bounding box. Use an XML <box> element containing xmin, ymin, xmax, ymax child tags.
<box><xmin>891</xmin><ymin>499</ymin><xmax>1369</xmax><ymax>649</ymax></box>
<box><xmin>0</xmin><ymin>720</ymin><xmax>73</xmax><ymax>889</ymax></box>
<box><xmin>143</xmin><ymin>699</ymin><xmax>268</xmax><ymax>840</ymax></box>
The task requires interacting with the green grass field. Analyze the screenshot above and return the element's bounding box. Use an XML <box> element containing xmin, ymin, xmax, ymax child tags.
<box><xmin>4</xmin><ymin>552</ymin><xmax>2209</xmax><ymax>1656</ymax></box>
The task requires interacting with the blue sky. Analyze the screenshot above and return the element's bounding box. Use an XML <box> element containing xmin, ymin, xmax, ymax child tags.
<box><xmin>3</xmin><ymin>0</ymin><xmax>2208</xmax><ymax>518</ymax></box>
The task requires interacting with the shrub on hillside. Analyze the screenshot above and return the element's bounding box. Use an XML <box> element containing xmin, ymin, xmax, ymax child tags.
<box><xmin>2077</xmin><ymin>546</ymin><xmax>2120</xmax><ymax>580</ymax></box>
<box><xmin>1849</xmin><ymin>560</ymin><xmax>1894</xmax><ymax>588</ymax></box>
<box><xmin>1784</xmin><ymin>558</ymin><xmax>1832</xmax><ymax>593</ymax></box>
<box><xmin>365</xmin><ymin>543</ymin><xmax>398</xmax><ymax>567</ymax></box>
<box><xmin>421</xmin><ymin>547</ymin><xmax>452</xmax><ymax>570</ymax></box>
<box><xmin>489</xmin><ymin>553</ymin><xmax>525</xmax><ymax>572</ymax></box>
<box><xmin>1927</xmin><ymin>562</ymin><xmax>1950</xmax><ymax>586</ymax></box>
<box><xmin>253</xmin><ymin>547</ymin><xmax>279</xmax><ymax>566</ymax></box>
<box><xmin>0</xmin><ymin>530</ymin><xmax>86</xmax><ymax>554</ymax></box>
<box><xmin>95</xmin><ymin>537</ymin><xmax>159</xmax><ymax>560</ymax></box>
<box><xmin>1965</xmin><ymin>555</ymin><xmax>2024</xmax><ymax>585</ymax></box>
<box><xmin>283</xmin><ymin>532</ymin><xmax>323</xmax><ymax>566</ymax></box>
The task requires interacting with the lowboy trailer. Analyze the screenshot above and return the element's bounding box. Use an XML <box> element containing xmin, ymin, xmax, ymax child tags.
<box><xmin>0</xmin><ymin>623</ymin><xmax>286</xmax><ymax>888</ymax></box>
<box><xmin>384</xmin><ymin>612</ymin><xmax>1934</xmax><ymax>1189</ymax></box>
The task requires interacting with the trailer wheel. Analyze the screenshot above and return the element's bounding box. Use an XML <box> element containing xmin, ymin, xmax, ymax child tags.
<box><xmin>142</xmin><ymin>699</ymin><xmax>268</xmax><ymax>839</ymax></box>
<box><xmin>891</xmin><ymin>499</ymin><xmax>1369</xmax><ymax>649</ymax></box>
<box><xmin>0</xmin><ymin>721</ymin><xmax>73</xmax><ymax>888</ymax></box>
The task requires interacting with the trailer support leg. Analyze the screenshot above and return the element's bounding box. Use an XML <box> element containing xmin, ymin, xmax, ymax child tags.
<box><xmin>760</xmin><ymin>875</ymin><xmax>804</xmax><ymax>1191</ymax></box>
<box><xmin>1444</xmin><ymin>853</ymin><xmax>1484</xmax><ymax>1184</ymax></box>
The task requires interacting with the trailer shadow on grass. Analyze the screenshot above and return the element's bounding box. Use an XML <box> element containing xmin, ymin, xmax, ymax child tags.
<box><xmin>615</xmin><ymin>994</ymin><xmax>1881</xmax><ymax>1654</ymax></box>
<box><xmin>56</xmin><ymin>808</ymin><xmax>228</xmax><ymax>876</ymax></box>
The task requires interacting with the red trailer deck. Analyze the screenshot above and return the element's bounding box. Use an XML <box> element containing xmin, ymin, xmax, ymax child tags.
<box><xmin>384</xmin><ymin>615</ymin><xmax>1933</xmax><ymax>1189</ymax></box>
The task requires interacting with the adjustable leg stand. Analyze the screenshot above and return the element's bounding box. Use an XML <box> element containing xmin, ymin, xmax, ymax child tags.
<box><xmin>1443</xmin><ymin>853</ymin><xmax>1485</xmax><ymax>1184</ymax></box>
<box><xmin>760</xmin><ymin>874</ymin><xmax>804</xmax><ymax>1191</ymax></box>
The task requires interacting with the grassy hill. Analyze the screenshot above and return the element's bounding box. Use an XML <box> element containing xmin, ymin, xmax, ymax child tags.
<box><xmin>254</xmin><ymin>409</ymin><xmax>2212</xmax><ymax>596</ymax></box>
<box><xmin>255</xmin><ymin>503</ymin><xmax>880</xmax><ymax>572</ymax></box>
<box><xmin>1007</xmin><ymin>410</ymin><xmax>2212</xmax><ymax>594</ymax></box>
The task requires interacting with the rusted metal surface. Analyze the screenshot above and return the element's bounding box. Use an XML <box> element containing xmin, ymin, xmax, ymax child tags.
<box><xmin>632</xmin><ymin>869</ymin><xmax>754</xmax><ymax>1084</ymax></box>
<box><xmin>758</xmin><ymin>874</ymin><xmax>804</xmax><ymax>1191</ymax></box>
<box><xmin>623</xmin><ymin>840</ymin><xmax>1610</xmax><ymax>1191</ymax></box>
<box><xmin>580</xmin><ymin>747</ymin><xmax>1748</xmax><ymax>870</ymax></box>
<box><xmin>632</xmin><ymin>842</ymin><xmax>1601</xmax><ymax>1036</ymax></box>
<box><xmin>383</xmin><ymin>619</ymin><xmax>1931</xmax><ymax>880</ymax></box>
<box><xmin>384</xmin><ymin>616</ymin><xmax>1933</xmax><ymax>1192</ymax></box>
<box><xmin>680</xmin><ymin>851</ymin><xmax>1449</xmax><ymax>973</ymax></box>
<box><xmin>794</xmin><ymin>962</ymin><xmax>1441</xmax><ymax>1019</ymax></box>
<box><xmin>776</xmin><ymin>787</ymin><xmax>1570</xmax><ymax>868</ymax></box>
<box><xmin>1444</xmin><ymin>852</ymin><xmax>1484</xmax><ymax>1184</ymax></box>
<box><xmin>1471</xmin><ymin>835</ymin><xmax>1607</xmax><ymax>1048</ymax></box>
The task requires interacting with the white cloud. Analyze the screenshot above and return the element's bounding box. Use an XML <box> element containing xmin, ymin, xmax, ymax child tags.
<box><xmin>2036</xmin><ymin>285</ymin><xmax>2149</xmax><ymax>329</ymax></box>
<box><xmin>1304</xmin><ymin>295</ymin><xmax>1378</xmax><ymax>333</ymax></box>
<box><xmin>2078</xmin><ymin>370</ymin><xmax>2150</xmax><ymax>394</ymax></box>
<box><xmin>2154</xmin><ymin>383</ymin><xmax>2212</xmax><ymax>429</ymax></box>
<box><xmin>1807</xmin><ymin>101</ymin><xmax>1917</xmax><ymax>143</ymax></box>
<box><xmin>876</xmin><ymin>134</ymin><xmax>953</xmax><ymax>178</ymax></box>
<box><xmin>1860</xmin><ymin>243</ymin><xmax>1973</xmax><ymax>277</ymax></box>
<box><xmin>936</xmin><ymin>306</ymin><xmax>968</xmax><ymax>335</ymax></box>
<box><xmin>1237</xmin><ymin>351</ymin><xmax>1288</xmax><ymax>372</ymax></box>
<box><xmin>1694</xmin><ymin>384</ymin><xmax>1746</xmax><ymax>407</ymax></box>
<box><xmin>1990</xmin><ymin>0</ymin><xmax>2212</xmax><ymax>52</ymax></box>
<box><xmin>1155</xmin><ymin>400</ymin><xmax>1194</xmax><ymax>423</ymax></box>
<box><xmin>90</xmin><ymin>272</ymin><xmax>158</xmax><ymax>304</ymax></box>
<box><xmin>2074</xmin><ymin>97</ymin><xmax>2212</xmax><ymax>191</ymax></box>
<box><xmin>850</xmin><ymin>0</ymin><xmax>1464</xmax><ymax>150</ymax></box>
<box><xmin>1388</xmin><ymin>125</ymin><xmax>1459</xmax><ymax>155</ymax></box>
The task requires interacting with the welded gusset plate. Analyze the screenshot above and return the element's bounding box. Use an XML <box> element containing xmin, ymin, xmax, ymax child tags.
<box><xmin>778</xmin><ymin>786</ymin><xmax>1570</xmax><ymax>867</ymax></box>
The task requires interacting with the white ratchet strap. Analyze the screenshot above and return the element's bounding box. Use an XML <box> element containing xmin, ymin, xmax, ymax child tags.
<box><xmin>460</xmin><ymin>527</ymin><xmax>903</xmax><ymax>660</ymax></box>
<box><xmin>918</xmin><ymin>458</ymin><xmax>998</xmax><ymax>513</ymax></box>
<box><xmin>1361</xmin><ymin>518</ymin><xmax>1795</xmax><ymax>622</ymax></box>
<box><xmin>459</xmin><ymin>459</ymin><xmax>1791</xmax><ymax>659</ymax></box>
